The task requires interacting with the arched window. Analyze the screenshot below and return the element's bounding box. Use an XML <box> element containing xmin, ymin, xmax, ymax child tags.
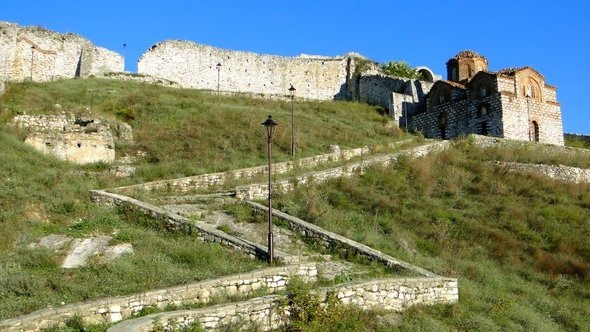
<box><xmin>452</xmin><ymin>68</ymin><xmax>458</xmax><ymax>82</ymax></box>
<box><xmin>467</xmin><ymin>65</ymin><xmax>472</xmax><ymax>78</ymax></box>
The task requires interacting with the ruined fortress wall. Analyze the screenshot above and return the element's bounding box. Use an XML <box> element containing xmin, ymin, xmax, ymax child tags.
<box><xmin>138</xmin><ymin>40</ymin><xmax>349</xmax><ymax>100</ymax></box>
<box><xmin>0</xmin><ymin>22</ymin><xmax>18</xmax><ymax>82</ymax></box>
<box><xmin>0</xmin><ymin>21</ymin><xmax>123</xmax><ymax>84</ymax></box>
<box><xmin>12</xmin><ymin>113</ymin><xmax>116</xmax><ymax>164</ymax></box>
<box><xmin>357</xmin><ymin>74</ymin><xmax>407</xmax><ymax>110</ymax></box>
<box><xmin>82</xmin><ymin>46</ymin><xmax>124</xmax><ymax>77</ymax></box>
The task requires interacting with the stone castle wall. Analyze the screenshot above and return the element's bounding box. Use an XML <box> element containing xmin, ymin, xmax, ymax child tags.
<box><xmin>138</xmin><ymin>40</ymin><xmax>350</xmax><ymax>100</ymax></box>
<box><xmin>0</xmin><ymin>21</ymin><xmax>123</xmax><ymax>86</ymax></box>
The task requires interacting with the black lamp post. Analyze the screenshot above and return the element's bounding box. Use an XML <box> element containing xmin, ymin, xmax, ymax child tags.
<box><xmin>216</xmin><ymin>63</ymin><xmax>222</xmax><ymax>103</ymax></box>
<box><xmin>261</xmin><ymin>115</ymin><xmax>278</xmax><ymax>264</ymax></box>
<box><xmin>289</xmin><ymin>84</ymin><xmax>296</xmax><ymax>156</ymax></box>
<box><xmin>123</xmin><ymin>43</ymin><xmax>127</xmax><ymax>71</ymax></box>
<box><xmin>30</xmin><ymin>45</ymin><xmax>36</xmax><ymax>81</ymax></box>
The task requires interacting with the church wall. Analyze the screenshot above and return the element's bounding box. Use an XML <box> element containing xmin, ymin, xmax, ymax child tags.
<box><xmin>499</xmin><ymin>92</ymin><xmax>564</xmax><ymax>145</ymax></box>
<box><xmin>411</xmin><ymin>92</ymin><xmax>504</xmax><ymax>139</ymax></box>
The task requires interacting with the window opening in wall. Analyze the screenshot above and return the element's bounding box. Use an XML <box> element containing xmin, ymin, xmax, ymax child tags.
<box><xmin>76</xmin><ymin>142</ymin><xmax>82</xmax><ymax>148</ymax></box>
<box><xmin>480</xmin><ymin>85</ymin><xmax>488</xmax><ymax>97</ymax></box>
<box><xmin>479</xmin><ymin>104</ymin><xmax>488</xmax><ymax>116</ymax></box>
<box><xmin>45</xmin><ymin>142</ymin><xmax>51</xmax><ymax>147</ymax></box>
<box><xmin>438</xmin><ymin>112</ymin><xmax>448</xmax><ymax>139</ymax></box>
<box><xmin>467</xmin><ymin>65</ymin><xmax>472</xmax><ymax>78</ymax></box>
<box><xmin>480</xmin><ymin>122</ymin><xmax>488</xmax><ymax>135</ymax></box>
<box><xmin>532</xmin><ymin>121</ymin><xmax>540</xmax><ymax>142</ymax></box>
<box><xmin>452</xmin><ymin>68</ymin><xmax>457</xmax><ymax>81</ymax></box>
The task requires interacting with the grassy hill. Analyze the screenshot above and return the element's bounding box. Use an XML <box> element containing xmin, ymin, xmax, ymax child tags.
<box><xmin>0</xmin><ymin>78</ymin><xmax>589</xmax><ymax>330</ymax></box>
<box><xmin>275</xmin><ymin>138</ymin><xmax>590</xmax><ymax>331</ymax></box>
<box><xmin>0</xmin><ymin>78</ymin><xmax>405</xmax><ymax>320</ymax></box>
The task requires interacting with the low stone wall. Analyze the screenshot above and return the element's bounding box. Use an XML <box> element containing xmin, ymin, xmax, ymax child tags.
<box><xmin>108</xmin><ymin>276</ymin><xmax>458</xmax><ymax>332</ymax></box>
<box><xmin>495</xmin><ymin>162</ymin><xmax>590</xmax><ymax>184</ymax></box>
<box><xmin>111</xmin><ymin>141</ymin><xmax>411</xmax><ymax>195</ymax></box>
<box><xmin>0</xmin><ymin>264</ymin><xmax>318</xmax><ymax>331</ymax></box>
<box><xmin>236</xmin><ymin>140</ymin><xmax>450</xmax><ymax>200</ymax></box>
<box><xmin>90</xmin><ymin>190</ymin><xmax>278</xmax><ymax>261</ymax></box>
<box><xmin>247</xmin><ymin>202</ymin><xmax>436</xmax><ymax>278</ymax></box>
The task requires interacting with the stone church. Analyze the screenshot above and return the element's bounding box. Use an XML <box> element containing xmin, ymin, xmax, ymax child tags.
<box><xmin>409</xmin><ymin>51</ymin><xmax>564</xmax><ymax>146</ymax></box>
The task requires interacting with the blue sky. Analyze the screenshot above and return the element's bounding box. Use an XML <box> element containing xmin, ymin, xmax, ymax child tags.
<box><xmin>3</xmin><ymin>0</ymin><xmax>589</xmax><ymax>134</ymax></box>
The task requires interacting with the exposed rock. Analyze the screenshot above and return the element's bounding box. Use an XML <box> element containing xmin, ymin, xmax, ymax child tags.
<box><xmin>109</xmin><ymin>165</ymin><xmax>136</xmax><ymax>178</ymax></box>
<box><xmin>30</xmin><ymin>234</ymin><xmax>133</xmax><ymax>268</ymax></box>
<box><xmin>103</xmin><ymin>244</ymin><xmax>134</xmax><ymax>262</ymax></box>
<box><xmin>61</xmin><ymin>236</ymin><xmax>111</xmax><ymax>268</ymax></box>
<box><xmin>32</xmin><ymin>234</ymin><xmax>71</xmax><ymax>251</ymax></box>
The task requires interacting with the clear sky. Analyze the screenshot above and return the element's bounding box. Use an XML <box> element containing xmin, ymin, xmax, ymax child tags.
<box><xmin>3</xmin><ymin>0</ymin><xmax>589</xmax><ymax>134</ymax></box>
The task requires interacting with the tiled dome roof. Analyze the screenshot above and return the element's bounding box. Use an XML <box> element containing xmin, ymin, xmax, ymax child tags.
<box><xmin>453</xmin><ymin>50</ymin><xmax>488</xmax><ymax>63</ymax></box>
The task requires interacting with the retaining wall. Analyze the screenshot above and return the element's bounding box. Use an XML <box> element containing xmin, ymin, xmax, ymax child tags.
<box><xmin>108</xmin><ymin>276</ymin><xmax>458</xmax><ymax>332</ymax></box>
<box><xmin>0</xmin><ymin>264</ymin><xmax>317</xmax><ymax>331</ymax></box>
<box><xmin>236</xmin><ymin>140</ymin><xmax>450</xmax><ymax>200</ymax></box>
<box><xmin>90</xmin><ymin>190</ymin><xmax>282</xmax><ymax>261</ymax></box>
<box><xmin>496</xmin><ymin>162</ymin><xmax>590</xmax><ymax>184</ymax></box>
<box><xmin>111</xmin><ymin>141</ymin><xmax>410</xmax><ymax>195</ymax></box>
<box><xmin>247</xmin><ymin>202</ymin><xmax>436</xmax><ymax>278</ymax></box>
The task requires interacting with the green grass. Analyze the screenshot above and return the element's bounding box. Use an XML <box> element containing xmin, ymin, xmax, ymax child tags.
<box><xmin>1</xmin><ymin>78</ymin><xmax>589</xmax><ymax>329</ymax></box>
<box><xmin>0</xmin><ymin>78</ymin><xmax>403</xmax><ymax>320</ymax></box>
<box><xmin>274</xmin><ymin>138</ymin><xmax>590</xmax><ymax>331</ymax></box>
<box><xmin>1</xmin><ymin>78</ymin><xmax>407</xmax><ymax>183</ymax></box>
<box><xmin>565</xmin><ymin>134</ymin><xmax>590</xmax><ymax>150</ymax></box>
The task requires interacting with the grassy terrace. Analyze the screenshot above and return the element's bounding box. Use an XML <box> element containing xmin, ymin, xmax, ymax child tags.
<box><xmin>0</xmin><ymin>78</ymin><xmax>589</xmax><ymax>330</ymax></box>
<box><xmin>0</xmin><ymin>78</ymin><xmax>406</xmax><ymax>320</ymax></box>
<box><xmin>274</xmin><ymin>139</ymin><xmax>590</xmax><ymax>331</ymax></box>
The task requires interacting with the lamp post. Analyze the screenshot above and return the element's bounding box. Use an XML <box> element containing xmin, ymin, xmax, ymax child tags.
<box><xmin>88</xmin><ymin>89</ymin><xmax>95</xmax><ymax>112</ymax></box>
<box><xmin>30</xmin><ymin>45</ymin><xmax>36</xmax><ymax>81</ymax></box>
<box><xmin>123</xmin><ymin>43</ymin><xmax>127</xmax><ymax>72</ymax></box>
<box><xmin>289</xmin><ymin>84</ymin><xmax>296</xmax><ymax>156</ymax></box>
<box><xmin>261</xmin><ymin>115</ymin><xmax>278</xmax><ymax>265</ymax></box>
<box><xmin>216</xmin><ymin>62</ymin><xmax>222</xmax><ymax>104</ymax></box>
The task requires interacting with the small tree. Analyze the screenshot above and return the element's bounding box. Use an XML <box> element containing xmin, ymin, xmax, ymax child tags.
<box><xmin>381</xmin><ymin>60</ymin><xmax>424</xmax><ymax>80</ymax></box>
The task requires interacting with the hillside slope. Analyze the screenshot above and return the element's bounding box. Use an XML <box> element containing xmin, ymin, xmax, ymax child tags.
<box><xmin>0</xmin><ymin>78</ymin><xmax>588</xmax><ymax>330</ymax></box>
<box><xmin>275</xmin><ymin>138</ymin><xmax>590</xmax><ymax>330</ymax></box>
